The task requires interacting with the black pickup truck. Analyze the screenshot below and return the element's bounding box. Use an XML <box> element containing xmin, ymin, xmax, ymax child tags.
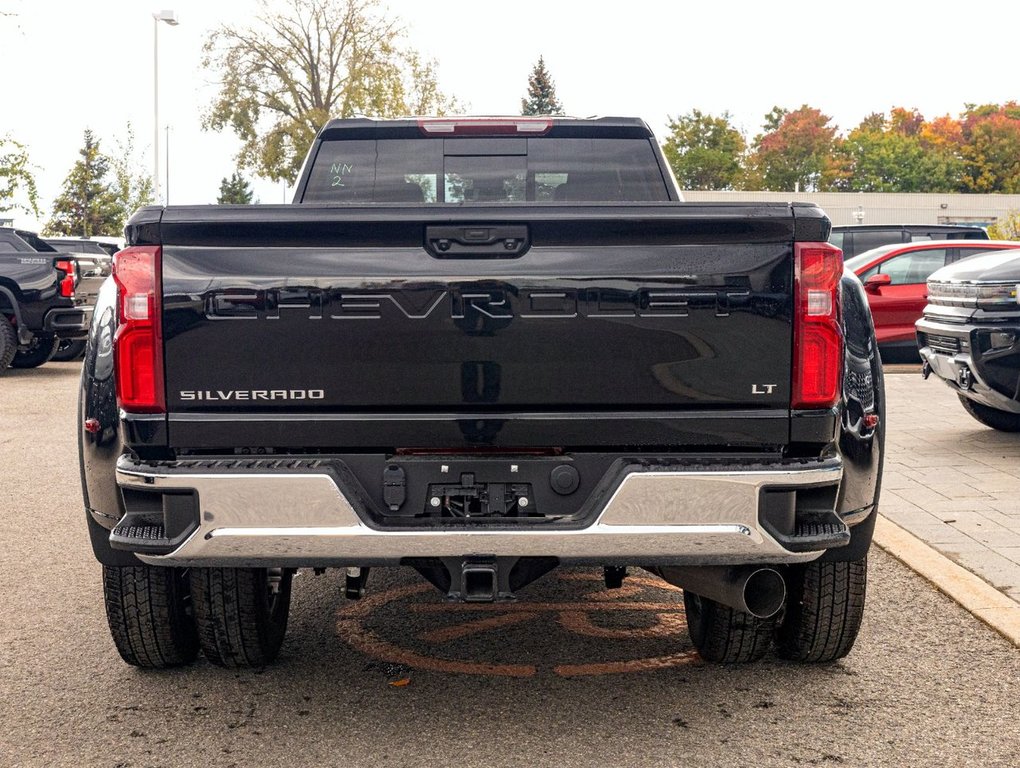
<box><xmin>43</xmin><ymin>238</ymin><xmax>115</xmax><ymax>361</ymax></box>
<box><xmin>80</xmin><ymin>117</ymin><xmax>885</xmax><ymax>670</ymax></box>
<box><xmin>0</xmin><ymin>227</ymin><xmax>90</xmax><ymax>372</ymax></box>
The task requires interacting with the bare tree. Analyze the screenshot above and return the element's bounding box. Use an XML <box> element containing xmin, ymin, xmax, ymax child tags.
<box><xmin>201</xmin><ymin>0</ymin><xmax>459</xmax><ymax>183</ymax></box>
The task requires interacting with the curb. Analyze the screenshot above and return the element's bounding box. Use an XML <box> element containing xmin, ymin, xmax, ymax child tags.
<box><xmin>873</xmin><ymin>515</ymin><xmax>1020</xmax><ymax>648</ymax></box>
<box><xmin>881</xmin><ymin>364</ymin><xmax>921</xmax><ymax>375</ymax></box>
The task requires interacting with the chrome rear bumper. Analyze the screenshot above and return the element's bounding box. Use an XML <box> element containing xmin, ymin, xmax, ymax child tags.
<box><xmin>116</xmin><ymin>459</ymin><xmax>843</xmax><ymax>568</ymax></box>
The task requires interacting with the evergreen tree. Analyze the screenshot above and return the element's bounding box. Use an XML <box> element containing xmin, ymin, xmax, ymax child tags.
<box><xmin>46</xmin><ymin>130</ymin><xmax>122</xmax><ymax>237</ymax></box>
<box><xmin>217</xmin><ymin>172</ymin><xmax>255</xmax><ymax>204</ymax></box>
<box><xmin>521</xmin><ymin>56</ymin><xmax>564</xmax><ymax>116</ymax></box>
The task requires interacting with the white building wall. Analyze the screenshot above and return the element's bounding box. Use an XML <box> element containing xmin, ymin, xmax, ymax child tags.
<box><xmin>681</xmin><ymin>191</ymin><xmax>1020</xmax><ymax>228</ymax></box>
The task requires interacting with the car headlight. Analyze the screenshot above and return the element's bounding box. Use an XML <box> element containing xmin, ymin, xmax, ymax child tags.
<box><xmin>976</xmin><ymin>283</ymin><xmax>1020</xmax><ymax>306</ymax></box>
<box><xmin>928</xmin><ymin>281</ymin><xmax>1020</xmax><ymax>307</ymax></box>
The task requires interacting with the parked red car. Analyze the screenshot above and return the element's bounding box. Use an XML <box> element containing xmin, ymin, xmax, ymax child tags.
<box><xmin>844</xmin><ymin>239</ymin><xmax>1019</xmax><ymax>361</ymax></box>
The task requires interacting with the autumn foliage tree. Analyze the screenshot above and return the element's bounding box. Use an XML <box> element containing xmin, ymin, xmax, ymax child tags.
<box><xmin>960</xmin><ymin>102</ymin><xmax>1020</xmax><ymax>193</ymax></box>
<box><xmin>0</xmin><ymin>134</ymin><xmax>39</xmax><ymax>217</ymax></box>
<box><xmin>833</xmin><ymin>108</ymin><xmax>963</xmax><ymax>192</ymax></box>
<box><xmin>663</xmin><ymin>102</ymin><xmax>1020</xmax><ymax>194</ymax></box>
<box><xmin>988</xmin><ymin>210</ymin><xmax>1020</xmax><ymax>241</ymax></box>
<box><xmin>662</xmin><ymin>110</ymin><xmax>745</xmax><ymax>190</ymax></box>
<box><xmin>201</xmin><ymin>0</ymin><xmax>459</xmax><ymax>183</ymax></box>
<box><xmin>746</xmin><ymin>106</ymin><xmax>838</xmax><ymax>191</ymax></box>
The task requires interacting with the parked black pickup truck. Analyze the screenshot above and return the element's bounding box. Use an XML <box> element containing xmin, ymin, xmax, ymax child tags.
<box><xmin>43</xmin><ymin>238</ymin><xmax>115</xmax><ymax>361</ymax></box>
<box><xmin>0</xmin><ymin>227</ymin><xmax>90</xmax><ymax>372</ymax></box>
<box><xmin>80</xmin><ymin>117</ymin><xmax>885</xmax><ymax>670</ymax></box>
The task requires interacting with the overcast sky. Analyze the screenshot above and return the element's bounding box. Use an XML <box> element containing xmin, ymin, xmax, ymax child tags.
<box><xmin>2</xmin><ymin>0</ymin><xmax>1018</xmax><ymax>230</ymax></box>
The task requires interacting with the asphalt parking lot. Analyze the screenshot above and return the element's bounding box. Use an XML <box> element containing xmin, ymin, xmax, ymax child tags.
<box><xmin>3</xmin><ymin>363</ymin><xmax>1020</xmax><ymax>768</ymax></box>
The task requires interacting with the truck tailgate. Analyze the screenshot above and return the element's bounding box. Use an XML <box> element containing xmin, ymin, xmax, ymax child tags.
<box><xmin>159</xmin><ymin>205</ymin><xmax>804</xmax><ymax>450</ymax></box>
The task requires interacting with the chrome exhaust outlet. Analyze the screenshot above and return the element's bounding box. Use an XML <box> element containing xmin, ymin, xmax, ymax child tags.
<box><xmin>653</xmin><ymin>565</ymin><xmax>787</xmax><ymax>619</ymax></box>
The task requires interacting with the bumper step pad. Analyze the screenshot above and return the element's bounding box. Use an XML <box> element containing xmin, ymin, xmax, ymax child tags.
<box><xmin>110</xmin><ymin>511</ymin><xmax>196</xmax><ymax>555</ymax></box>
<box><xmin>772</xmin><ymin>512</ymin><xmax>850</xmax><ymax>553</ymax></box>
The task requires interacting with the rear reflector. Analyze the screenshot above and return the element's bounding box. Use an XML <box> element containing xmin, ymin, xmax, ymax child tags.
<box><xmin>418</xmin><ymin>117</ymin><xmax>553</xmax><ymax>136</ymax></box>
<box><xmin>793</xmin><ymin>242</ymin><xmax>843</xmax><ymax>410</ymax></box>
<box><xmin>113</xmin><ymin>246</ymin><xmax>164</xmax><ymax>413</ymax></box>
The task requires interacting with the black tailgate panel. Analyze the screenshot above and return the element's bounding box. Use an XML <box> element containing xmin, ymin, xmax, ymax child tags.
<box><xmin>158</xmin><ymin>206</ymin><xmax>798</xmax><ymax>449</ymax></box>
<box><xmin>163</xmin><ymin>248</ymin><xmax>790</xmax><ymax>407</ymax></box>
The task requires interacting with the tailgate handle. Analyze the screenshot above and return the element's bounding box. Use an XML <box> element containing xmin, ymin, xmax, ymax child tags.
<box><xmin>425</xmin><ymin>225</ymin><xmax>530</xmax><ymax>259</ymax></box>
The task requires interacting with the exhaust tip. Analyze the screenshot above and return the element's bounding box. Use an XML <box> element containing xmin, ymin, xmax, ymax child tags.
<box><xmin>742</xmin><ymin>568</ymin><xmax>786</xmax><ymax>619</ymax></box>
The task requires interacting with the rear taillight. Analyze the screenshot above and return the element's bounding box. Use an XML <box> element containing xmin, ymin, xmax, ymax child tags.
<box><xmin>793</xmin><ymin>242</ymin><xmax>843</xmax><ymax>410</ymax></box>
<box><xmin>113</xmin><ymin>246</ymin><xmax>164</xmax><ymax>413</ymax></box>
<box><xmin>55</xmin><ymin>259</ymin><xmax>77</xmax><ymax>298</ymax></box>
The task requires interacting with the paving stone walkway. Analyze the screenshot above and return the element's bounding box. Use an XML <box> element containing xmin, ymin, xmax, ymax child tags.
<box><xmin>881</xmin><ymin>371</ymin><xmax>1020</xmax><ymax>604</ymax></box>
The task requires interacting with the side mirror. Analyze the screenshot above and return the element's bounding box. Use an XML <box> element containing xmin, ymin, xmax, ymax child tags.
<box><xmin>863</xmin><ymin>273</ymin><xmax>892</xmax><ymax>293</ymax></box>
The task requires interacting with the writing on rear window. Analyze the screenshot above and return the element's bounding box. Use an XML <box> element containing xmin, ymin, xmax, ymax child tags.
<box><xmin>330</xmin><ymin>162</ymin><xmax>354</xmax><ymax>187</ymax></box>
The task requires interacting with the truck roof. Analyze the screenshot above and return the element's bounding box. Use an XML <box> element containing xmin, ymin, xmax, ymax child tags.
<box><xmin>317</xmin><ymin>116</ymin><xmax>656</xmax><ymax>141</ymax></box>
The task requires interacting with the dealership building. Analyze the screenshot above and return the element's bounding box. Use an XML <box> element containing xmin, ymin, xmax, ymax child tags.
<box><xmin>682</xmin><ymin>191</ymin><xmax>1020</xmax><ymax>229</ymax></box>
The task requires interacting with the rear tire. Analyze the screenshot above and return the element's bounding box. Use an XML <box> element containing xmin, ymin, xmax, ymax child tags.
<box><xmin>958</xmin><ymin>395</ymin><xmax>1020</xmax><ymax>432</ymax></box>
<box><xmin>190</xmin><ymin>567</ymin><xmax>292</xmax><ymax>668</ymax></box>
<box><xmin>11</xmin><ymin>332</ymin><xmax>58</xmax><ymax>368</ymax></box>
<box><xmin>52</xmin><ymin>338</ymin><xmax>86</xmax><ymax>361</ymax></box>
<box><xmin>102</xmin><ymin>565</ymin><xmax>199</xmax><ymax>668</ymax></box>
<box><xmin>775</xmin><ymin>557</ymin><xmax>867</xmax><ymax>663</ymax></box>
<box><xmin>683</xmin><ymin>591</ymin><xmax>774</xmax><ymax>663</ymax></box>
<box><xmin>0</xmin><ymin>315</ymin><xmax>17</xmax><ymax>374</ymax></box>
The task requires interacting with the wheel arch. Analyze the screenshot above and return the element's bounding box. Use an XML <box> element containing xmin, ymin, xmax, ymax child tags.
<box><xmin>0</xmin><ymin>283</ymin><xmax>29</xmax><ymax>343</ymax></box>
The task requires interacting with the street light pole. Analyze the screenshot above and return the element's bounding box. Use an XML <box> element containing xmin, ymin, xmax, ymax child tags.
<box><xmin>152</xmin><ymin>10</ymin><xmax>179</xmax><ymax>205</ymax></box>
<box><xmin>165</xmin><ymin>124</ymin><xmax>171</xmax><ymax>204</ymax></box>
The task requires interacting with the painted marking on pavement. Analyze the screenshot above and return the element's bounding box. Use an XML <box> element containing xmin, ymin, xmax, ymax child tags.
<box><xmin>336</xmin><ymin>572</ymin><xmax>700</xmax><ymax>677</ymax></box>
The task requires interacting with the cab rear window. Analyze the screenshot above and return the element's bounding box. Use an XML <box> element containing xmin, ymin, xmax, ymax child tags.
<box><xmin>301</xmin><ymin>138</ymin><xmax>670</xmax><ymax>204</ymax></box>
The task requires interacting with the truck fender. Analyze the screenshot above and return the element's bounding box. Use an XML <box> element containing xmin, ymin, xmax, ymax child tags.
<box><xmin>824</xmin><ymin>272</ymin><xmax>885</xmax><ymax>562</ymax></box>
<box><xmin>0</xmin><ymin>283</ymin><xmax>31</xmax><ymax>344</ymax></box>
<box><xmin>79</xmin><ymin>278</ymin><xmax>127</xmax><ymax>530</ymax></box>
